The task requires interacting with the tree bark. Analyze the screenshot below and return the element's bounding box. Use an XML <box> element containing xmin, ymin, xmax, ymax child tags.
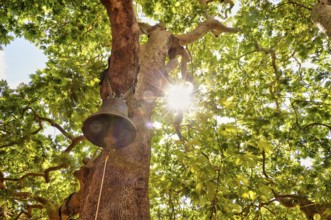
<box><xmin>79</xmin><ymin>28</ymin><xmax>172</xmax><ymax>220</ymax></box>
<box><xmin>311</xmin><ymin>1</ymin><xmax>331</xmax><ymax>38</ymax></box>
<box><xmin>79</xmin><ymin>0</ymin><xmax>172</xmax><ymax>218</ymax></box>
<box><xmin>79</xmin><ymin>1</ymin><xmax>237</xmax><ymax>218</ymax></box>
<box><xmin>100</xmin><ymin>0</ymin><xmax>140</xmax><ymax>97</ymax></box>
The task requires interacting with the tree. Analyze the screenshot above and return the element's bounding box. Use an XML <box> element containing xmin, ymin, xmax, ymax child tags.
<box><xmin>1</xmin><ymin>0</ymin><xmax>331</xmax><ymax>219</ymax></box>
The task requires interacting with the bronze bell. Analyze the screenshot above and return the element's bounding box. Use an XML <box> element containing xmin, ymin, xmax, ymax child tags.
<box><xmin>82</xmin><ymin>97</ymin><xmax>136</xmax><ymax>148</ymax></box>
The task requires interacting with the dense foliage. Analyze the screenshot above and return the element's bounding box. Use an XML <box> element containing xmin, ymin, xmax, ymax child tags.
<box><xmin>1</xmin><ymin>0</ymin><xmax>331</xmax><ymax>219</ymax></box>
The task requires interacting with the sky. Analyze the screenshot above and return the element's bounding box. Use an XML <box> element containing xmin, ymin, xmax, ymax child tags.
<box><xmin>0</xmin><ymin>38</ymin><xmax>47</xmax><ymax>88</ymax></box>
<box><xmin>0</xmin><ymin>38</ymin><xmax>59</xmax><ymax>136</ymax></box>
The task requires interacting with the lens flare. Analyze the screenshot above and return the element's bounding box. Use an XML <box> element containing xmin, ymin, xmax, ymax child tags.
<box><xmin>166</xmin><ymin>84</ymin><xmax>193</xmax><ymax>111</ymax></box>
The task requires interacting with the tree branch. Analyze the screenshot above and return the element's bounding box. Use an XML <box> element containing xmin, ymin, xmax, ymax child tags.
<box><xmin>287</xmin><ymin>0</ymin><xmax>312</xmax><ymax>10</ymax></box>
<box><xmin>0</xmin><ymin>107</ymin><xmax>76</xmax><ymax>149</ymax></box>
<box><xmin>176</xmin><ymin>18</ymin><xmax>239</xmax><ymax>46</ymax></box>
<box><xmin>59</xmin><ymin>192</ymin><xmax>81</xmax><ymax>218</ymax></box>
<box><xmin>260</xmin><ymin>199</ymin><xmax>277</xmax><ymax>207</ymax></box>
<box><xmin>14</xmin><ymin>204</ymin><xmax>44</xmax><ymax>219</ymax></box>
<box><xmin>32</xmin><ymin>110</ymin><xmax>74</xmax><ymax>140</ymax></box>
<box><xmin>14</xmin><ymin>188</ymin><xmax>81</xmax><ymax>219</ymax></box>
<box><xmin>13</xmin><ymin>193</ymin><xmax>60</xmax><ymax>220</ymax></box>
<box><xmin>254</xmin><ymin>40</ymin><xmax>281</xmax><ymax>111</ymax></box>
<box><xmin>1</xmin><ymin>163</ymin><xmax>68</xmax><ymax>183</ymax></box>
<box><xmin>63</xmin><ymin>135</ymin><xmax>86</xmax><ymax>153</ymax></box>
<box><xmin>303</xmin><ymin>122</ymin><xmax>331</xmax><ymax>131</ymax></box>
<box><xmin>254</xmin><ymin>40</ymin><xmax>279</xmax><ymax>79</ymax></box>
<box><xmin>138</xmin><ymin>22</ymin><xmax>152</xmax><ymax>36</ymax></box>
<box><xmin>43</xmin><ymin>163</ymin><xmax>68</xmax><ymax>183</ymax></box>
<box><xmin>272</xmin><ymin>191</ymin><xmax>331</xmax><ymax>219</ymax></box>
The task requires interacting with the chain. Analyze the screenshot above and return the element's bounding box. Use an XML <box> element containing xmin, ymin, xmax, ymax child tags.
<box><xmin>122</xmin><ymin>82</ymin><xmax>136</xmax><ymax>99</ymax></box>
<box><xmin>104</xmin><ymin>74</ymin><xmax>115</xmax><ymax>98</ymax></box>
<box><xmin>104</xmin><ymin>73</ymin><xmax>136</xmax><ymax>99</ymax></box>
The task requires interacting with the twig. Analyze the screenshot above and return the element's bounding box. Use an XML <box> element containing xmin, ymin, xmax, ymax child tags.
<box><xmin>290</xmin><ymin>51</ymin><xmax>302</xmax><ymax>76</ymax></box>
<box><xmin>254</xmin><ymin>40</ymin><xmax>281</xmax><ymax>111</ymax></box>
<box><xmin>303</xmin><ymin>122</ymin><xmax>331</xmax><ymax>131</ymax></box>
<box><xmin>287</xmin><ymin>0</ymin><xmax>312</xmax><ymax>11</ymax></box>
<box><xmin>260</xmin><ymin>199</ymin><xmax>276</xmax><ymax>207</ymax></box>
<box><xmin>254</xmin><ymin>40</ymin><xmax>279</xmax><ymax>80</ymax></box>
<box><xmin>290</xmin><ymin>100</ymin><xmax>302</xmax><ymax>130</ymax></box>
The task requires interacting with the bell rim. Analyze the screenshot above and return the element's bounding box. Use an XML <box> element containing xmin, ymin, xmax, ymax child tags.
<box><xmin>82</xmin><ymin>113</ymin><xmax>136</xmax><ymax>148</ymax></box>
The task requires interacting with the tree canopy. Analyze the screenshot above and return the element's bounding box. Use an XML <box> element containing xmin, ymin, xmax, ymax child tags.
<box><xmin>1</xmin><ymin>0</ymin><xmax>331</xmax><ymax>219</ymax></box>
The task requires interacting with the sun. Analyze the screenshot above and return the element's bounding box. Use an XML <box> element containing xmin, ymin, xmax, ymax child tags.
<box><xmin>166</xmin><ymin>83</ymin><xmax>193</xmax><ymax>111</ymax></box>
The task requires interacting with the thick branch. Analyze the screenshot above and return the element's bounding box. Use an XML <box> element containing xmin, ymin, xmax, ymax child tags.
<box><xmin>176</xmin><ymin>19</ymin><xmax>239</xmax><ymax>46</ymax></box>
<box><xmin>59</xmin><ymin>192</ymin><xmax>81</xmax><ymax>218</ymax></box>
<box><xmin>14</xmin><ymin>204</ymin><xmax>43</xmax><ymax>219</ymax></box>
<box><xmin>60</xmin><ymin>158</ymin><xmax>95</xmax><ymax>218</ymax></box>
<box><xmin>57</xmin><ymin>164</ymin><xmax>92</xmax><ymax>219</ymax></box>
<box><xmin>138</xmin><ymin>22</ymin><xmax>152</xmax><ymax>35</ymax></box>
<box><xmin>13</xmin><ymin>193</ymin><xmax>60</xmax><ymax>220</ymax></box>
<box><xmin>44</xmin><ymin>163</ymin><xmax>68</xmax><ymax>183</ymax></box>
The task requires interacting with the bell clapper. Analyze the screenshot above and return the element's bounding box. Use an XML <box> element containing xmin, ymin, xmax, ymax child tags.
<box><xmin>104</xmin><ymin>131</ymin><xmax>116</xmax><ymax>149</ymax></box>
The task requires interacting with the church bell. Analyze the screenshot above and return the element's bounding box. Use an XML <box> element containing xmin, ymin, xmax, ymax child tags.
<box><xmin>82</xmin><ymin>97</ymin><xmax>136</xmax><ymax>148</ymax></box>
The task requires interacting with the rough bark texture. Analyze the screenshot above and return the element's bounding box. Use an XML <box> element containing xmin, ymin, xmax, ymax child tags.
<box><xmin>79</xmin><ymin>29</ymin><xmax>172</xmax><ymax>220</ymax></box>
<box><xmin>100</xmin><ymin>0</ymin><xmax>140</xmax><ymax>97</ymax></box>
<box><xmin>176</xmin><ymin>18</ymin><xmax>239</xmax><ymax>46</ymax></box>
<box><xmin>79</xmin><ymin>1</ymin><xmax>237</xmax><ymax>218</ymax></box>
<box><xmin>79</xmin><ymin>0</ymin><xmax>172</xmax><ymax>218</ymax></box>
<box><xmin>311</xmin><ymin>0</ymin><xmax>331</xmax><ymax>38</ymax></box>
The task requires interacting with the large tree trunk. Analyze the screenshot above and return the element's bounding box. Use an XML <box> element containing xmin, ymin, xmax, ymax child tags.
<box><xmin>78</xmin><ymin>1</ymin><xmax>237</xmax><ymax>218</ymax></box>
<box><xmin>79</xmin><ymin>0</ymin><xmax>172</xmax><ymax>218</ymax></box>
<box><xmin>80</xmin><ymin>29</ymin><xmax>172</xmax><ymax>220</ymax></box>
